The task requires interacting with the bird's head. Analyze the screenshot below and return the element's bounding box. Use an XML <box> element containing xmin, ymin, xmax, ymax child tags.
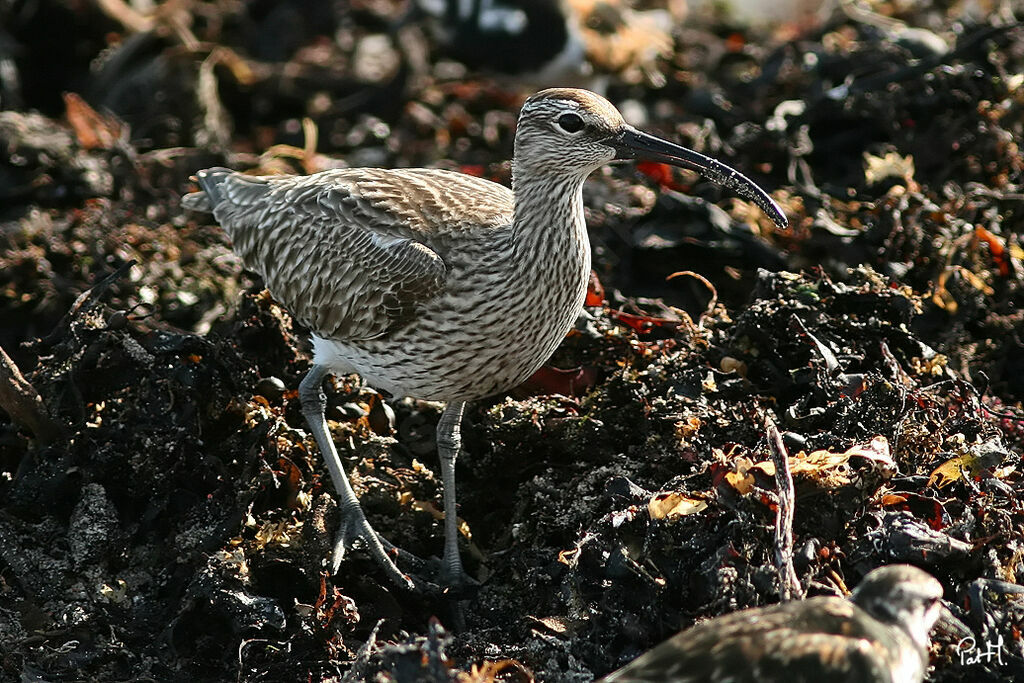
<box><xmin>514</xmin><ymin>87</ymin><xmax>788</xmax><ymax>228</ymax></box>
<box><xmin>852</xmin><ymin>565</ymin><xmax>972</xmax><ymax>650</ymax></box>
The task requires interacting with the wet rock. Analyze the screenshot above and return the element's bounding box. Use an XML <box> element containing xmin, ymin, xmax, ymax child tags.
<box><xmin>68</xmin><ymin>482</ymin><xmax>120</xmax><ymax>568</ymax></box>
<box><xmin>255</xmin><ymin>375</ymin><xmax>286</xmax><ymax>402</ymax></box>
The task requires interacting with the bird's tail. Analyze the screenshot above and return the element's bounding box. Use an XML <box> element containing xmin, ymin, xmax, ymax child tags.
<box><xmin>181</xmin><ymin>167</ymin><xmax>235</xmax><ymax>213</ymax></box>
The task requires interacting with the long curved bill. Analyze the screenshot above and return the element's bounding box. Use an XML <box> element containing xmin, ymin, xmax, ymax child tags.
<box><xmin>609</xmin><ymin>126</ymin><xmax>788</xmax><ymax>229</ymax></box>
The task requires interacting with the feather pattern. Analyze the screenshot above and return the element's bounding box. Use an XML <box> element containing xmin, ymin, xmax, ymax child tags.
<box><xmin>184</xmin><ymin>158</ymin><xmax>590</xmax><ymax>401</ymax></box>
<box><xmin>602</xmin><ymin>565</ymin><xmax>956</xmax><ymax>683</ymax></box>
<box><xmin>603</xmin><ymin>598</ymin><xmax>917</xmax><ymax>682</ymax></box>
<box><xmin>200</xmin><ymin>168</ymin><xmax>514</xmax><ymax>341</ymax></box>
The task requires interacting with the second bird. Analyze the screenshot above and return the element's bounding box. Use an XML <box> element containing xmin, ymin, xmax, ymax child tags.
<box><xmin>182</xmin><ymin>88</ymin><xmax>788</xmax><ymax>592</ymax></box>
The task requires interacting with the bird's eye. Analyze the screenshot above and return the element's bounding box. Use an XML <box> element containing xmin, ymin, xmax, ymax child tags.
<box><xmin>558</xmin><ymin>113</ymin><xmax>585</xmax><ymax>133</ymax></box>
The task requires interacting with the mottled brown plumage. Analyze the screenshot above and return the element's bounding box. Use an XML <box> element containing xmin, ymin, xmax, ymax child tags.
<box><xmin>601</xmin><ymin>565</ymin><xmax>972</xmax><ymax>683</ymax></box>
<box><xmin>183</xmin><ymin>88</ymin><xmax>787</xmax><ymax>591</ymax></box>
<box><xmin>189</xmin><ymin>169</ymin><xmax>509</xmax><ymax>341</ymax></box>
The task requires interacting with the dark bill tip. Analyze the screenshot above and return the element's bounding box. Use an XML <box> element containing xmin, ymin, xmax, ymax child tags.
<box><xmin>610</xmin><ymin>126</ymin><xmax>788</xmax><ymax>229</ymax></box>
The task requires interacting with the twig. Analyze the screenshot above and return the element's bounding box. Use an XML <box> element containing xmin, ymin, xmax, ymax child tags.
<box><xmin>341</xmin><ymin>619</ymin><xmax>384</xmax><ymax>683</ymax></box>
<box><xmin>40</xmin><ymin>260</ymin><xmax>136</xmax><ymax>348</ymax></box>
<box><xmin>195</xmin><ymin>50</ymin><xmax>233</xmax><ymax>150</ymax></box>
<box><xmin>666</xmin><ymin>270</ymin><xmax>718</xmax><ymax>329</ymax></box>
<box><xmin>95</xmin><ymin>0</ymin><xmax>199</xmax><ymax>49</ymax></box>
<box><xmin>763</xmin><ymin>411</ymin><xmax>801</xmax><ymax>601</ymax></box>
<box><xmin>237</xmin><ymin>638</ymin><xmax>291</xmax><ymax>683</ymax></box>
<box><xmin>0</xmin><ymin>345</ymin><xmax>64</xmax><ymax>446</ymax></box>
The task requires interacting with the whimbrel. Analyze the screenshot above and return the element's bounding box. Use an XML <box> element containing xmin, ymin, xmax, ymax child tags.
<box><xmin>182</xmin><ymin>88</ymin><xmax>787</xmax><ymax>592</ymax></box>
<box><xmin>601</xmin><ymin>565</ymin><xmax>972</xmax><ymax>682</ymax></box>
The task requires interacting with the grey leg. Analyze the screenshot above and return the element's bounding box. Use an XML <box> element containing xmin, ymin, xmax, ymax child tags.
<box><xmin>299</xmin><ymin>364</ymin><xmax>414</xmax><ymax>591</ymax></box>
<box><xmin>436</xmin><ymin>401</ymin><xmax>468</xmax><ymax>585</ymax></box>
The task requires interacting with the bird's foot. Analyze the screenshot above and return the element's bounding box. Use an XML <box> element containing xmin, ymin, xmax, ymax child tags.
<box><xmin>331</xmin><ymin>505</ymin><xmax>418</xmax><ymax>592</ymax></box>
<box><xmin>437</xmin><ymin>558</ymin><xmax>479</xmax><ymax>598</ymax></box>
<box><xmin>332</xmin><ymin>506</ymin><xmax>478</xmax><ymax>599</ymax></box>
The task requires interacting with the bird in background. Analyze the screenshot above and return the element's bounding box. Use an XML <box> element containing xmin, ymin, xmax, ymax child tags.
<box><xmin>600</xmin><ymin>564</ymin><xmax>973</xmax><ymax>683</ymax></box>
<box><xmin>412</xmin><ymin>0</ymin><xmax>675</xmax><ymax>86</ymax></box>
<box><xmin>182</xmin><ymin>87</ymin><xmax>787</xmax><ymax>592</ymax></box>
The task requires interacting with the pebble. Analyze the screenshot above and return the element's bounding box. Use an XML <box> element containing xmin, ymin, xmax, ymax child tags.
<box><xmin>336</xmin><ymin>402</ymin><xmax>366</xmax><ymax>420</ymax></box>
<box><xmin>255</xmin><ymin>376</ymin><xmax>286</xmax><ymax>401</ymax></box>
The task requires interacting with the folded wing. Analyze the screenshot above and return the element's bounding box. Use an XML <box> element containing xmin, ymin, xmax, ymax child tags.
<box><xmin>183</xmin><ymin>167</ymin><xmax>514</xmax><ymax>341</ymax></box>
